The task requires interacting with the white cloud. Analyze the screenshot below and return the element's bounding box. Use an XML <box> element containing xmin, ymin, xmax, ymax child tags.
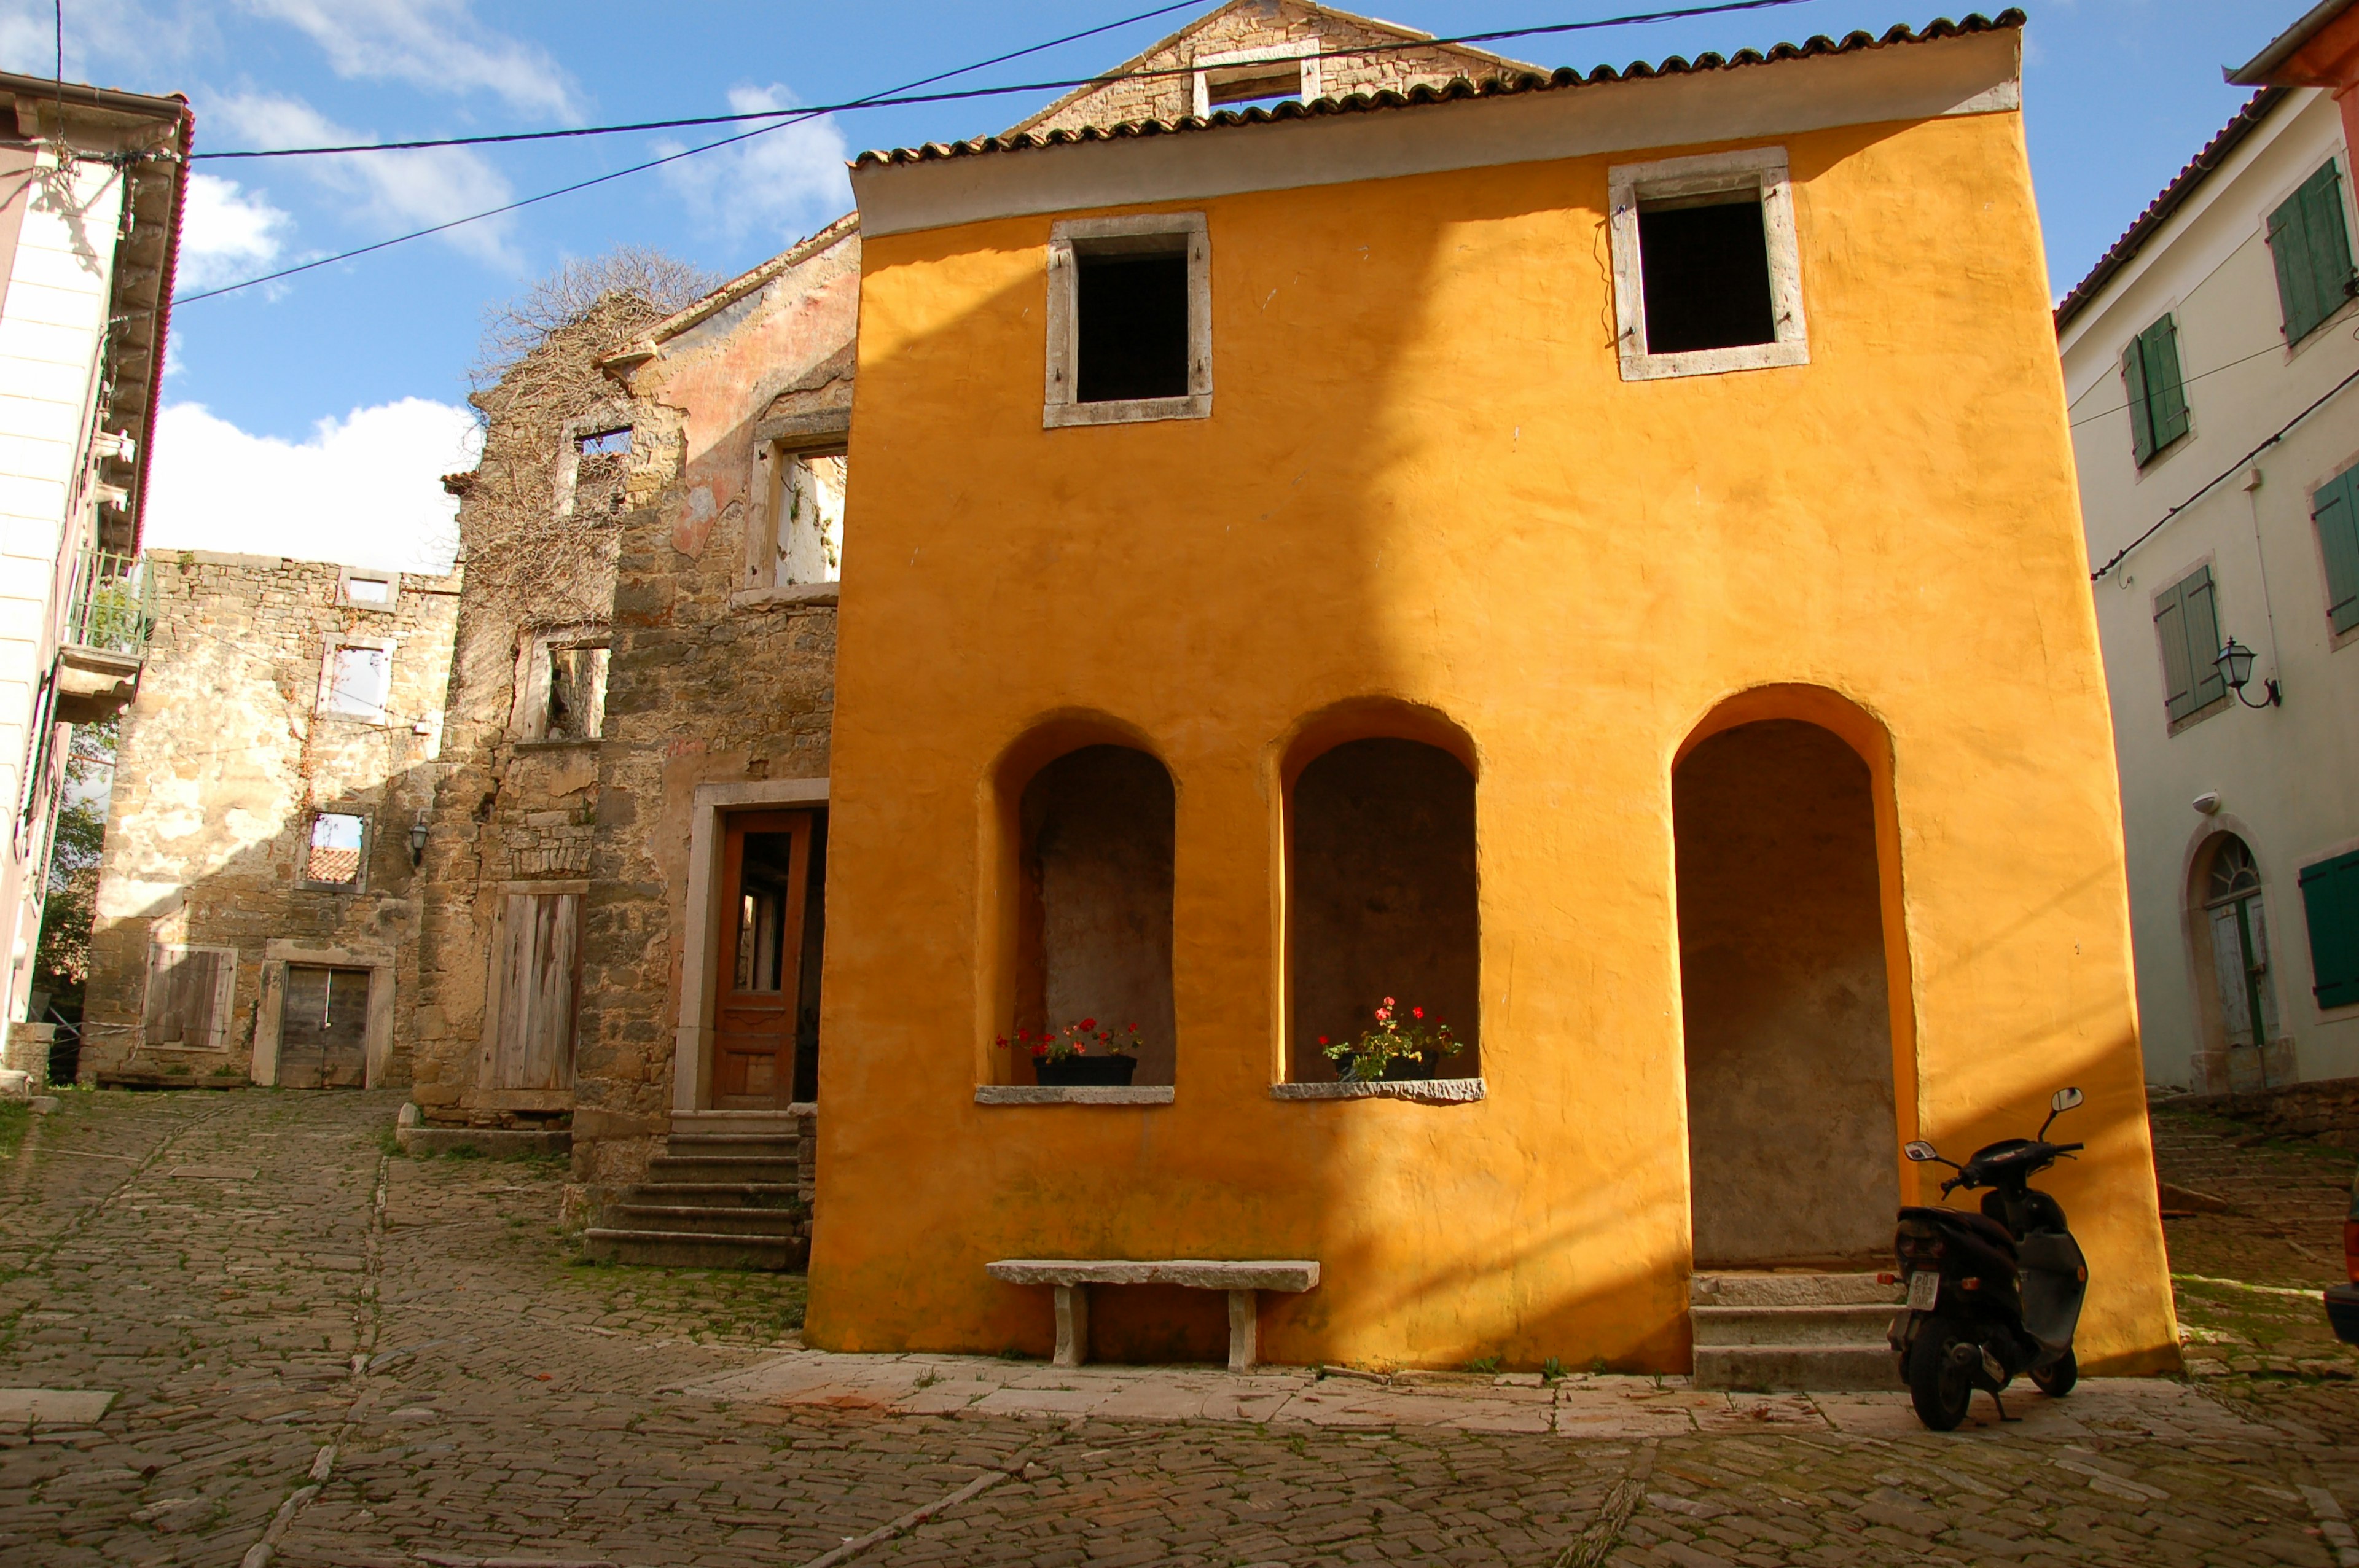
<box><xmin>0</xmin><ymin>0</ymin><xmax>213</xmax><ymax>80</ymax></box>
<box><xmin>213</xmin><ymin>92</ymin><xmax>518</xmax><ymax>268</ymax></box>
<box><xmin>659</xmin><ymin>85</ymin><xmax>851</xmax><ymax>243</ymax></box>
<box><xmin>143</xmin><ymin>399</ymin><xmax>477</xmax><ymax>574</ymax></box>
<box><xmin>241</xmin><ymin>0</ymin><xmax>577</xmax><ymax>119</ymax></box>
<box><xmin>175</xmin><ymin>173</ymin><xmax>295</xmax><ymax>292</ymax></box>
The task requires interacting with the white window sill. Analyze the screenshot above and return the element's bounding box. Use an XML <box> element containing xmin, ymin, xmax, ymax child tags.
<box><xmin>974</xmin><ymin>1085</ymin><xmax>1174</xmax><ymax>1106</ymax></box>
<box><xmin>1270</xmin><ymin>1078</ymin><xmax>1485</xmax><ymax>1104</ymax></box>
<box><xmin>732</xmin><ymin>583</ymin><xmax>839</xmax><ymax>610</ymax></box>
<box><xmin>1619</xmin><ymin>339</ymin><xmax>1809</xmax><ymax>382</ymax></box>
<box><xmin>1044</xmin><ymin>393</ymin><xmax>1211</xmax><ymax>429</ymax></box>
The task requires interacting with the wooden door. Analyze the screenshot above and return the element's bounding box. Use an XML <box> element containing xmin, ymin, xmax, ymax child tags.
<box><xmin>490</xmin><ymin>892</ymin><xmax>582</xmax><ymax>1090</ymax></box>
<box><xmin>713</xmin><ymin>812</ymin><xmax>813</xmax><ymax>1109</ymax></box>
<box><xmin>280</xmin><ymin>964</ymin><xmax>370</xmax><ymax>1088</ymax></box>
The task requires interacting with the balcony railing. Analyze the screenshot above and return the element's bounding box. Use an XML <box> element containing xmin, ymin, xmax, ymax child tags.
<box><xmin>63</xmin><ymin>549</ymin><xmax>154</xmax><ymax>657</ymax></box>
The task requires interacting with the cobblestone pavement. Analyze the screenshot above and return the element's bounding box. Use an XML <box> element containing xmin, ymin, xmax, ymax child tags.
<box><xmin>2</xmin><ymin>1088</ymin><xmax>2359</xmax><ymax>1567</ymax></box>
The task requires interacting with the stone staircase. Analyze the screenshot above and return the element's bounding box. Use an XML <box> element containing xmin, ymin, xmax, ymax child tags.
<box><xmin>581</xmin><ymin>1110</ymin><xmax>813</xmax><ymax>1271</ymax></box>
<box><xmin>1690</xmin><ymin>1271</ymin><xmax>1904</xmax><ymax>1391</ymax></box>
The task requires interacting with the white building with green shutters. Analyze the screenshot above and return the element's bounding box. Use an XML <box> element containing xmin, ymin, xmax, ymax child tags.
<box><xmin>2059</xmin><ymin>76</ymin><xmax>2359</xmax><ymax>1095</ymax></box>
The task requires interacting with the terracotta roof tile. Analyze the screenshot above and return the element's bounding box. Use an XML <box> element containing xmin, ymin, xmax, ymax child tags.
<box><xmin>2053</xmin><ymin>87</ymin><xmax>2288</xmax><ymax>334</ymax></box>
<box><xmin>854</xmin><ymin>11</ymin><xmax>2027</xmax><ymax>168</ymax></box>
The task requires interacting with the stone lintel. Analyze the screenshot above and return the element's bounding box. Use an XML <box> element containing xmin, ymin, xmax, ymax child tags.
<box><xmin>974</xmin><ymin>1085</ymin><xmax>1173</xmax><ymax>1106</ymax></box>
<box><xmin>986</xmin><ymin>1258</ymin><xmax>1320</xmax><ymax>1292</ymax></box>
<box><xmin>1269</xmin><ymin>1078</ymin><xmax>1485</xmax><ymax>1104</ymax></box>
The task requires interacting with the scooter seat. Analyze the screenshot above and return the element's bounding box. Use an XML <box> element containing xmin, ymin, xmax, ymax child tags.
<box><xmin>1898</xmin><ymin>1205</ymin><xmax>2019</xmax><ymax>1258</ymax></box>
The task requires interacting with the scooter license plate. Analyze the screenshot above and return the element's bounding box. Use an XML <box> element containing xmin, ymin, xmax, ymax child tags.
<box><xmin>1906</xmin><ymin>1271</ymin><xmax>1939</xmax><ymax>1311</ymax></box>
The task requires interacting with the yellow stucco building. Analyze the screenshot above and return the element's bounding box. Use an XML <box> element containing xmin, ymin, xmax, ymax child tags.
<box><xmin>811</xmin><ymin>9</ymin><xmax>2179</xmax><ymax>1378</ymax></box>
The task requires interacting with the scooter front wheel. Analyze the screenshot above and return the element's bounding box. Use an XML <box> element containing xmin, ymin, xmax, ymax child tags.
<box><xmin>2032</xmin><ymin>1349</ymin><xmax>2077</xmax><ymax>1397</ymax></box>
<box><xmin>1907</xmin><ymin>1323</ymin><xmax>1975</xmax><ymax>1431</ymax></box>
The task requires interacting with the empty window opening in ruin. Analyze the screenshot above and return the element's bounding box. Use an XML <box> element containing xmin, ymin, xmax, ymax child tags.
<box><xmin>544</xmin><ymin>643</ymin><xmax>609</xmax><ymax>741</ymax></box>
<box><xmin>1077</xmin><ymin>244</ymin><xmax>1190</xmax><ymax>404</ymax></box>
<box><xmin>1192</xmin><ymin>39</ymin><xmax>1320</xmax><ymax>117</ymax></box>
<box><xmin>573</xmin><ymin>426</ymin><xmax>632</xmax><ymax>515</ymax></box>
<box><xmin>304</xmin><ymin>811</ymin><xmax>366</xmax><ymax>889</ymax></box>
<box><xmin>771</xmin><ymin>449</ymin><xmax>846</xmax><ymax>587</ymax></box>
<box><xmin>343</xmin><ymin>575</ymin><xmax>393</xmax><ymax>607</ymax></box>
<box><xmin>1286</xmin><ymin>738</ymin><xmax>1478</xmax><ymax>1083</ymax></box>
<box><xmin>1014</xmin><ymin>745</ymin><xmax>1177</xmax><ymax>1087</ymax></box>
<box><xmin>1638</xmin><ymin>193</ymin><xmax>1777</xmax><ymax>355</ymax></box>
<box><xmin>323</xmin><ymin>643</ymin><xmax>392</xmax><ymax>718</ymax></box>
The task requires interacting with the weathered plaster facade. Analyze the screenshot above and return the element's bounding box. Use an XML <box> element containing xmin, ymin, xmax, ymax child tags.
<box><xmin>82</xmin><ymin>552</ymin><xmax>458</xmax><ymax>1086</ymax></box>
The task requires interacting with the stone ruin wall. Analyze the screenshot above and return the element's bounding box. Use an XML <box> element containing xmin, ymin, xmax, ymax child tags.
<box><xmin>1014</xmin><ymin>0</ymin><xmax>1529</xmax><ymax>136</ymax></box>
<box><xmin>82</xmin><ymin>552</ymin><xmax>460</xmax><ymax>1085</ymax></box>
<box><xmin>407</xmin><ymin>304</ymin><xmax>671</xmax><ymax>1129</ymax></box>
<box><xmin>566</xmin><ymin>226</ymin><xmax>860</xmax><ymax>1196</ymax></box>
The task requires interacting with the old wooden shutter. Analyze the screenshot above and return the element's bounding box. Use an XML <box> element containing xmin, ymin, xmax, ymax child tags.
<box><xmin>2122</xmin><ymin>333</ymin><xmax>2155</xmax><ymax>466</ymax></box>
<box><xmin>2314</xmin><ymin>467</ymin><xmax>2359</xmax><ymax>634</ymax></box>
<box><xmin>2140</xmin><ymin>316</ymin><xmax>2190</xmax><ymax>451</ymax></box>
<box><xmin>491</xmin><ymin>892</ymin><xmax>582</xmax><ymax>1090</ymax></box>
<box><xmin>2299</xmin><ymin>851</ymin><xmax>2359</xmax><ymax>1008</ymax></box>
<box><xmin>146</xmin><ymin>946</ymin><xmax>222</xmax><ymax>1048</ymax></box>
<box><xmin>2270</xmin><ymin>162</ymin><xmax>2356</xmax><ymax>343</ymax></box>
<box><xmin>2155</xmin><ymin>565</ymin><xmax>2226</xmax><ymax>723</ymax></box>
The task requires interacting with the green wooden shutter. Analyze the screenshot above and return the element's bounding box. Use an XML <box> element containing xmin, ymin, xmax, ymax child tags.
<box><xmin>2122</xmin><ymin>333</ymin><xmax>2155</xmax><ymax>466</ymax></box>
<box><xmin>2141</xmin><ymin>316</ymin><xmax>2191</xmax><ymax>451</ymax></box>
<box><xmin>2299</xmin><ymin>851</ymin><xmax>2359</xmax><ymax>1008</ymax></box>
<box><xmin>2315</xmin><ymin>467</ymin><xmax>2359</xmax><ymax>634</ymax></box>
<box><xmin>2270</xmin><ymin>162</ymin><xmax>2356</xmax><ymax>343</ymax></box>
<box><xmin>2183</xmin><ymin>566</ymin><xmax>2227</xmax><ymax>711</ymax></box>
<box><xmin>2156</xmin><ymin>565</ymin><xmax>2226</xmax><ymax>723</ymax></box>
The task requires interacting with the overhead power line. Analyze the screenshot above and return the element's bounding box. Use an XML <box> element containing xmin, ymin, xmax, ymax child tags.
<box><xmin>195</xmin><ymin>0</ymin><xmax>1815</xmax><ymax>162</ymax></box>
<box><xmin>176</xmin><ymin>0</ymin><xmax>1820</xmax><ymax>304</ymax></box>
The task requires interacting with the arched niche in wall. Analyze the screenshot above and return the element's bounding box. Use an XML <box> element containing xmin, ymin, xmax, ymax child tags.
<box><xmin>1008</xmin><ymin>741</ymin><xmax>1178</xmax><ymax>1086</ymax></box>
<box><xmin>1283</xmin><ymin>701</ymin><xmax>1480</xmax><ymax>1085</ymax></box>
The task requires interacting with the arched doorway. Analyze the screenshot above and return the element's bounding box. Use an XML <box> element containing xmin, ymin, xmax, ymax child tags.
<box><xmin>2196</xmin><ymin>834</ymin><xmax>2281</xmax><ymax>1093</ymax></box>
<box><xmin>1674</xmin><ymin>719</ymin><xmax>1899</xmax><ymax>1267</ymax></box>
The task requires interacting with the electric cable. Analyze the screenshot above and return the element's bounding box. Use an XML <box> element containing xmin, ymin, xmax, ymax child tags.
<box><xmin>176</xmin><ymin>0</ymin><xmax>1827</xmax><ymax>302</ymax></box>
<box><xmin>194</xmin><ymin>0</ymin><xmax>1815</xmax><ymax>162</ymax></box>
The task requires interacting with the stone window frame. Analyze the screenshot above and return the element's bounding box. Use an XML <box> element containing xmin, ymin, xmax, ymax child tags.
<box><xmin>554</xmin><ymin>403</ymin><xmax>638</xmax><ymax>520</ymax></box>
<box><xmin>297</xmin><ymin>806</ymin><xmax>372</xmax><ymax>894</ymax></box>
<box><xmin>338</xmin><ymin>568</ymin><xmax>401</xmax><ymax>613</ymax></box>
<box><xmin>1043</xmin><ymin>212</ymin><xmax>1213</xmax><ymax>430</ymax></box>
<box><xmin>251</xmin><ymin>939</ymin><xmax>396</xmax><ymax>1089</ymax></box>
<box><xmin>675</xmin><ymin>777</ymin><xmax>829</xmax><ymax>1117</ymax></box>
<box><xmin>510</xmin><ymin>622</ymin><xmax>611</xmax><ymax>746</ymax></box>
<box><xmin>1191</xmin><ymin>38</ymin><xmax>1321</xmax><ymax>118</ymax></box>
<box><xmin>1608</xmin><ymin>146</ymin><xmax>1810</xmax><ymax>383</ymax></box>
<box><xmin>317</xmin><ymin>635</ymin><xmax>398</xmax><ymax>723</ymax></box>
<box><xmin>143</xmin><ymin>941</ymin><xmax>237</xmax><ymax>1053</ymax></box>
<box><xmin>738</xmin><ymin>408</ymin><xmax>851</xmax><ymax>611</ymax></box>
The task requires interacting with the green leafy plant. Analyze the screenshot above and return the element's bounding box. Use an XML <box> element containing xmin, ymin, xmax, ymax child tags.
<box><xmin>1464</xmin><ymin>1355</ymin><xmax>1502</xmax><ymax>1375</ymax></box>
<box><xmin>1320</xmin><ymin>997</ymin><xmax>1461</xmax><ymax>1083</ymax></box>
<box><xmin>998</xmin><ymin>1017</ymin><xmax>1143</xmax><ymax>1064</ymax></box>
<box><xmin>1542</xmin><ymin>1357</ymin><xmax>1567</xmax><ymax>1383</ymax></box>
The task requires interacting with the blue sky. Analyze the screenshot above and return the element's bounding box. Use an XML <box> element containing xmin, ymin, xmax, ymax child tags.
<box><xmin>0</xmin><ymin>1</ymin><xmax>2307</xmax><ymax>568</ymax></box>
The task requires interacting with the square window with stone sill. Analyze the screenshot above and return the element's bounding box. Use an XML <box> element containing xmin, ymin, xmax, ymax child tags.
<box><xmin>1610</xmin><ymin>147</ymin><xmax>1808</xmax><ymax>382</ymax></box>
<box><xmin>1044</xmin><ymin>214</ymin><xmax>1211</xmax><ymax>429</ymax></box>
<box><xmin>302</xmin><ymin>811</ymin><xmax>367</xmax><ymax>891</ymax></box>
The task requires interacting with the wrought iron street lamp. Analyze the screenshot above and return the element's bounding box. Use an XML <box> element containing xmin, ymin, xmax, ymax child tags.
<box><xmin>2215</xmin><ymin>637</ymin><xmax>2281</xmax><ymax>709</ymax></box>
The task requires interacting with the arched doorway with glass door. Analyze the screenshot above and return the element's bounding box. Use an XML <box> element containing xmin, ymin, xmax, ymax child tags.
<box><xmin>2191</xmin><ymin>833</ymin><xmax>2285</xmax><ymax>1094</ymax></box>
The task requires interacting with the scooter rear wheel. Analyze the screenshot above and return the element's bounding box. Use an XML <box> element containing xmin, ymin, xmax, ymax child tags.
<box><xmin>2032</xmin><ymin>1349</ymin><xmax>2077</xmax><ymax>1397</ymax></box>
<box><xmin>1907</xmin><ymin>1324</ymin><xmax>1975</xmax><ymax>1431</ymax></box>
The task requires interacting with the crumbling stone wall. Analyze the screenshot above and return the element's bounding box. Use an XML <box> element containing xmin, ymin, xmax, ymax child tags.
<box><xmin>1011</xmin><ymin>0</ymin><xmax>1530</xmax><ymax>136</ymax></box>
<box><xmin>408</xmin><ymin>297</ymin><xmax>675</xmax><ymax>1129</ymax></box>
<box><xmin>82</xmin><ymin>552</ymin><xmax>460</xmax><ymax>1084</ymax></box>
<box><xmin>566</xmin><ymin>221</ymin><xmax>860</xmax><ymax>1195</ymax></box>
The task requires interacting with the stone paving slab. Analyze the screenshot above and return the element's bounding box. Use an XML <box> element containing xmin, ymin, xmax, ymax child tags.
<box><xmin>3</xmin><ymin>1088</ymin><xmax>2358</xmax><ymax>1568</ymax></box>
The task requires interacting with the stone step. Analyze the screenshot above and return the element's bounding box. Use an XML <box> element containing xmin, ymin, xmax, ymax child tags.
<box><xmin>646</xmin><ymin>1154</ymin><xmax>800</xmax><ymax>1184</ymax></box>
<box><xmin>1692</xmin><ymin>1303</ymin><xmax>1903</xmax><ymax>1348</ymax></box>
<box><xmin>664</xmin><ymin>1133</ymin><xmax>802</xmax><ymax>1156</ymax></box>
<box><xmin>608</xmin><ymin>1204</ymin><xmax>805</xmax><ymax>1238</ymax></box>
<box><xmin>1692</xmin><ymin>1343</ymin><xmax>1900</xmax><ymax>1392</ymax></box>
<box><xmin>580</xmin><ymin>1228</ymin><xmax>808</xmax><ymax>1271</ymax></box>
<box><xmin>1691</xmin><ymin>1271</ymin><xmax>1901</xmax><ymax>1308</ymax></box>
<box><xmin>671</xmin><ymin>1109</ymin><xmax>810</xmax><ymax>1138</ymax></box>
<box><xmin>627</xmin><ymin>1182</ymin><xmax>804</xmax><ymax>1209</ymax></box>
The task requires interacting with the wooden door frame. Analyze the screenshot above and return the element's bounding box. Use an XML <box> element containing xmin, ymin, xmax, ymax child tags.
<box><xmin>674</xmin><ymin>778</ymin><xmax>829</xmax><ymax>1114</ymax></box>
<box><xmin>253</xmin><ymin>939</ymin><xmax>395</xmax><ymax>1088</ymax></box>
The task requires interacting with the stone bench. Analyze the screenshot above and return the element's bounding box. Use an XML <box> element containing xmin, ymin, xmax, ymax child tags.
<box><xmin>985</xmin><ymin>1258</ymin><xmax>1320</xmax><ymax>1371</ymax></box>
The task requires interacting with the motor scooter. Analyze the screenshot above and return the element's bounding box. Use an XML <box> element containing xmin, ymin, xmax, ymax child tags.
<box><xmin>1890</xmin><ymin>1086</ymin><xmax>2090</xmax><ymax>1431</ymax></box>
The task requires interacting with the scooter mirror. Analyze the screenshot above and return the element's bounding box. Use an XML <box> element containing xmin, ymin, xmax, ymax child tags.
<box><xmin>1903</xmin><ymin>1140</ymin><xmax>1940</xmax><ymax>1162</ymax></box>
<box><xmin>2051</xmin><ymin>1086</ymin><xmax>2084</xmax><ymax>1114</ymax></box>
